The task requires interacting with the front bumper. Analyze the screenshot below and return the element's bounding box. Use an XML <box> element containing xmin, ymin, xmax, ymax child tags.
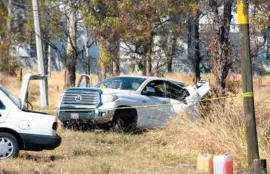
<box><xmin>21</xmin><ymin>134</ymin><xmax>61</xmax><ymax>151</ymax></box>
<box><xmin>58</xmin><ymin>109</ymin><xmax>115</xmax><ymax>124</ymax></box>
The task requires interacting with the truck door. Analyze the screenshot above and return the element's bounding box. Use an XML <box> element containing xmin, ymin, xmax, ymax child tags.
<box><xmin>138</xmin><ymin>80</ymin><xmax>172</xmax><ymax>128</ymax></box>
<box><xmin>165</xmin><ymin>81</ymin><xmax>201</xmax><ymax>121</ymax></box>
<box><xmin>165</xmin><ymin>81</ymin><xmax>188</xmax><ymax>115</ymax></box>
<box><xmin>0</xmin><ymin>100</ymin><xmax>8</xmax><ymax>123</ymax></box>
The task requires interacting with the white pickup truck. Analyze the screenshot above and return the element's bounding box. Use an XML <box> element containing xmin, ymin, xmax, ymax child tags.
<box><xmin>0</xmin><ymin>73</ymin><xmax>61</xmax><ymax>159</ymax></box>
<box><xmin>58</xmin><ymin>76</ymin><xmax>210</xmax><ymax>132</ymax></box>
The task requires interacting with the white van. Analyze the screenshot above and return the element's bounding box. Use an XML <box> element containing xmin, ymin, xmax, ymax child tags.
<box><xmin>0</xmin><ymin>73</ymin><xmax>61</xmax><ymax>159</ymax></box>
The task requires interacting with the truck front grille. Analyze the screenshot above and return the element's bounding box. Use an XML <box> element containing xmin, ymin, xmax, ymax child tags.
<box><xmin>62</xmin><ymin>92</ymin><xmax>100</xmax><ymax>105</ymax></box>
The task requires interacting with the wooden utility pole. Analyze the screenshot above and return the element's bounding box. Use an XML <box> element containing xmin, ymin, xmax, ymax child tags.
<box><xmin>237</xmin><ymin>1</ymin><xmax>267</xmax><ymax>172</ymax></box>
<box><xmin>48</xmin><ymin>45</ymin><xmax>52</xmax><ymax>78</ymax></box>
<box><xmin>32</xmin><ymin>0</ymin><xmax>48</xmax><ymax>107</ymax></box>
<box><xmin>267</xmin><ymin>25</ymin><xmax>270</xmax><ymax>60</ymax></box>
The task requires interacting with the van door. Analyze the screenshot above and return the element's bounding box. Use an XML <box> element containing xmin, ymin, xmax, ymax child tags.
<box><xmin>0</xmin><ymin>100</ymin><xmax>8</xmax><ymax>123</ymax></box>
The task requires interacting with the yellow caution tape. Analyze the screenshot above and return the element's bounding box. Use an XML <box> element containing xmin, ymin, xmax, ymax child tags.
<box><xmin>202</xmin><ymin>92</ymin><xmax>253</xmax><ymax>101</ymax></box>
<box><xmin>237</xmin><ymin>0</ymin><xmax>249</xmax><ymax>24</ymax></box>
<box><xmin>100</xmin><ymin>84</ymin><xmax>105</xmax><ymax>89</ymax></box>
<box><xmin>34</xmin><ymin>92</ymin><xmax>254</xmax><ymax>112</ymax></box>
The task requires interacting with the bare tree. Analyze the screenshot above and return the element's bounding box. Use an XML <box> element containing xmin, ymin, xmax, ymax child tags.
<box><xmin>208</xmin><ymin>0</ymin><xmax>234</xmax><ymax>95</ymax></box>
<box><xmin>64</xmin><ymin>1</ymin><xmax>77</xmax><ymax>87</ymax></box>
<box><xmin>188</xmin><ymin>0</ymin><xmax>201</xmax><ymax>82</ymax></box>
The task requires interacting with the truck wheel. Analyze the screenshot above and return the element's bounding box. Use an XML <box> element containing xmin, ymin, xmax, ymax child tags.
<box><xmin>98</xmin><ymin>117</ymin><xmax>124</xmax><ymax>132</ymax></box>
<box><xmin>0</xmin><ymin>133</ymin><xmax>19</xmax><ymax>159</ymax></box>
<box><xmin>99</xmin><ymin>109</ymin><xmax>137</xmax><ymax>133</ymax></box>
<box><xmin>110</xmin><ymin>116</ymin><xmax>125</xmax><ymax>132</ymax></box>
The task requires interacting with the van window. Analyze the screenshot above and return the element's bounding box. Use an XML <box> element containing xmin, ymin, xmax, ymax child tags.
<box><xmin>0</xmin><ymin>100</ymin><xmax>6</xmax><ymax>110</ymax></box>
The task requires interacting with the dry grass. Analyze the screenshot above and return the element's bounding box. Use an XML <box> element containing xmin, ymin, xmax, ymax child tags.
<box><xmin>0</xmin><ymin>130</ymin><xmax>204</xmax><ymax>174</ymax></box>
<box><xmin>1</xmin><ymin>69</ymin><xmax>270</xmax><ymax>173</ymax></box>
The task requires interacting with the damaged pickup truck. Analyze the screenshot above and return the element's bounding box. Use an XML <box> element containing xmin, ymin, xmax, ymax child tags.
<box><xmin>58</xmin><ymin>76</ymin><xmax>210</xmax><ymax>131</ymax></box>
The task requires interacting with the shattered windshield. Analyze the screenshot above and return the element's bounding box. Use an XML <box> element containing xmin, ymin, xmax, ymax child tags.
<box><xmin>95</xmin><ymin>77</ymin><xmax>146</xmax><ymax>91</ymax></box>
<box><xmin>0</xmin><ymin>86</ymin><xmax>21</xmax><ymax>109</ymax></box>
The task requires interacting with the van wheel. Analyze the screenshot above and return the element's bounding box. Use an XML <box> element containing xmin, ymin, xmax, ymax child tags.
<box><xmin>0</xmin><ymin>133</ymin><xmax>19</xmax><ymax>160</ymax></box>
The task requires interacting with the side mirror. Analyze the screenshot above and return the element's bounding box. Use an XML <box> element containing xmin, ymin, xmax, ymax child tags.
<box><xmin>142</xmin><ymin>87</ymin><xmax>156</xmax><ymax>95</ymax></box>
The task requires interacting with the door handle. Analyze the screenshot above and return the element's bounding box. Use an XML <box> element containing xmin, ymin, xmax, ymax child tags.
<box><xmin>0</xmin><ymin>113</ymin><xmax>2</xmax><ymax>117</ymax></box>
<box><xmin>162</xmin><ymin>101</ymin><xmax>169</xmax><ymax>104</ymax></box>
<box><xmin>142</xmin><ymin>100</ymin><xmax>147</xmax><ymax>103</ymax></box>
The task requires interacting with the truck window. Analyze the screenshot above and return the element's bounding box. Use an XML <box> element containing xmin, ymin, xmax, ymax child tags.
<box><xmin>165</xmin><ymin>82</ymin><xmax>190</xmax><ymax>102</ymax></box>
<box><xmin>95</xmin><ymin>77</ymin><xmax>146</xmax><ymax>91</ymax></box>
<box><xmin>0</xmin><ymin>100</ymin><xmax>6</xmax><ymax>110</ymax></box>
<box><xmin>142</xmin><ymin>80</ymin><xmax>166</xmax><ymax>97</ymax></box>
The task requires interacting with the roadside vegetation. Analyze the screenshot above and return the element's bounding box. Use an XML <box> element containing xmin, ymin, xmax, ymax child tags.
<box><xmin>0</xmin><ymin>0</ymin><xmax>269</xmax><ymax>173</ymax></box>
<box><xmin>1</xmin><ymin>70</ymin><xmax>270</xmax><ymax>173</ymax></box>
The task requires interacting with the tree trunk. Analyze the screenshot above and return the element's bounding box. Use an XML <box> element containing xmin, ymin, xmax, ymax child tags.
<box><xmin>43</xmin><ymin>37</ymin><xmax>49</xmax><ymax>75</ymax></box>
<box><xmin>167</xmin><ymin>58</ymin><xmax>173</xmax><ymax>72</ymax></box>
<box><xmin>139</xmin><ymin>58</ymin><xmax>147</xmax><ymax>76</ymax></box>
<box><xmin>220</xmin><ymin>0</ymin><xmax>233</xmax><ymax>91</ymax></box>
<box><xmin>99</xmin><ymin>62</ymin><xmax>106</xmax><ymax>81</ymax></box>
<box><xmin>111</xmin><ymin>39</ymin><xmax>120</xmax><ymax>76</ymax></box>
<box><xmin>84</xmin><ymin>26</ymin><xmax>91</xmax><ymax>74</ymax></box>
<box><xmin>194</xmin><ymin>10</ymin><xmax>201</xmax><ymax>82</ymax></box>
<box><xmin>267</xmin><ymin>19</ymin><xmax>270</xmax><ymax>60</ymax></box>
<box><xmin>6</xmin><ymin>0</ymin><xmax>12</xmax><ymax>41</ymax></box>
<box><xmin>64</xmin><ymin>5</ymin><xmax>77</xmax><ymax>88</ymax></box>
<box><xmin>188</xmin><ymin>6</ymin><xmax>201</xmax><ymax>82</ymax></box>
<box><xmin>146</xmin><ymin>54</ymin><xmax>152</xmax><ymax>76</ymax></box>
<box><xmin>112</xmin><ymin>57</ymin><xmax>120</xmax><ymax>76</ymax></box>
<box><xmin>209</xmin><ymin>0</ymin><xmax>233</xmax><ymax>95</ymax></box>
<box><xmin>188</xmin><ymin>18</ymin><xmax>195</xmax><ymax>71</ymax></box>
<box><xmin>99</xmin><ymin>40</ymin><xmax>107</xmax><ymax>81</ymax></box>
<box><xmin>167</xmin><ymin>35</ymin><xmax>177</xmax><ymax>73</ymax></box>
<box><xmin>146</xmin><ymin>32</ymin><xmax>154</xmax><ymax>76</ymax></box>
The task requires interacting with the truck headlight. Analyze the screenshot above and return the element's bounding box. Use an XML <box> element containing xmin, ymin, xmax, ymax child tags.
<box><xmin>101</xmin><ymin>95</ymin><xmax>118</xmax><ymax>103</ymax></box>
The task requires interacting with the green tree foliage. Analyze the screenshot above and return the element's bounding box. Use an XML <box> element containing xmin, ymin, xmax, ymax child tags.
<box><xmin>0</xmin><ymin>2</ymin><xmax>8</xmax><ymax>39</ymax></box>
<box><xmin>250</xmin><ymin>0</ymin><xmax>269</xmax><ymax>58</ymax></box>
<box><xmin>251</xmin><ymin>0</ymin><xmax>269</xmax><ymax>30</ymax></box>
<box><xmin>82</xmin><ymin>0</ymin><xmax>198</xmax><ymax>77</ymax></box>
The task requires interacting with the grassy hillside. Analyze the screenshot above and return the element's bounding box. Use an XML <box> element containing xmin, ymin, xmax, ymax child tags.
<box><xmin>1</xmin><ymin>69</ymin><xmax>270</xmax><ymax>173</ymax></box>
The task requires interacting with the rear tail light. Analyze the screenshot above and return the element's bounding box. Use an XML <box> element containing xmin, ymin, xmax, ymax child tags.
<box><xmin>52</xmin><ymin>122</ymin><xmax>58</xmax><ymax>130</ymax></box>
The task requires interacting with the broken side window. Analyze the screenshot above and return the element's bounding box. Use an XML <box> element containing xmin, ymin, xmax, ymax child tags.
<box><xmin>165</xmin><ymin>82</ymin><xmax>190</xmax><ymax>102</ymax></box>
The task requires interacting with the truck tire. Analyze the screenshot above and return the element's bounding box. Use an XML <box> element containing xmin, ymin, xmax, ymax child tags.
<box><xmin>0</xmin><ymin>133</ymin><xmax>19</xmax><ymax>159</ymax></box>
<box><xmin>98</xmin><ymin>116</ymin><xmax>124</xmax><ymax>132</ymax></box>
<box><xmin>99</xmin><ymin>109</ymin><xmax>137</xmax><ymax>133</ymax></box>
